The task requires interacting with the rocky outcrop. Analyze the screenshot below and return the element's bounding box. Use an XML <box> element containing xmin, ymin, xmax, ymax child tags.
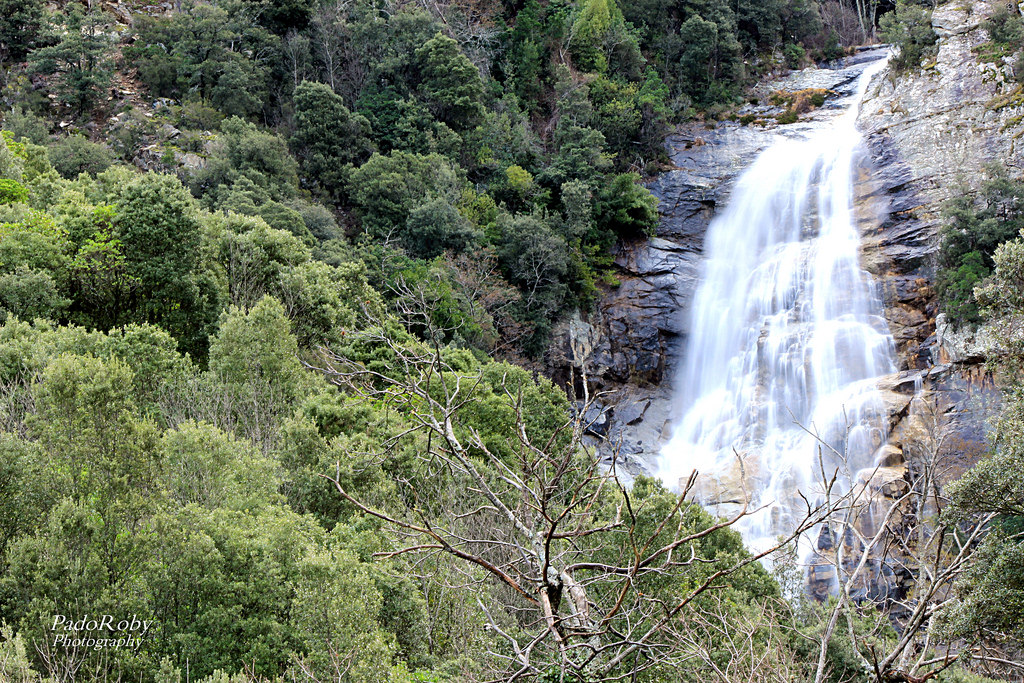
<box><xmin>858</xmin><ymin>0</ymin><xmax>1024</xmax><ymax>366</ymax></box>
<box><xmin>549</xmin><ymin>49</ymin><xmax>896</xmax><ymax>476</ymax></box>
<box><xmin>555</xmin><ymin>0</ymin><xmax>1021</xmax><ymax>482</ymax></box>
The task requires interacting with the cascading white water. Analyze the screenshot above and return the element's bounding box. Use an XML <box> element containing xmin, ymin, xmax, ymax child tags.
<box><xmin>657</xmin><ymin>57</ymin><xmax>894</xmax><ymax>553</ymax></box>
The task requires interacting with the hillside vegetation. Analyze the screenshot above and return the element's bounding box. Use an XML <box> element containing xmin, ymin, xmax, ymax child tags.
<box><xmin>0</xmin><ymin>0</ymin><xmax>1021</xmax><ymax>681</ymax></box>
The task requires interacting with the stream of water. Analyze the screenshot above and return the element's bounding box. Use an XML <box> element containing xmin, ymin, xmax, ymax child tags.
<box><xmin>657</xmin><ymin>56</ymin><xmax>894</xmax><ymax>553</ymax></box>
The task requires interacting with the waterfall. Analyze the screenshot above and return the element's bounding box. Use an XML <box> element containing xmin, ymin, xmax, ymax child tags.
<box><xmin>657</xmin><ymin>57</ymin><xmax>894</xmax><ymax>553</ymax></box>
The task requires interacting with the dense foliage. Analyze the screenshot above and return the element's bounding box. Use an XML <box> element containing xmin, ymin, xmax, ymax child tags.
<box><xmin>936</xmin><ymin>165</ymin><xmax>1024</xmax><ymax>327</ymax></box>
<box><xmin>0</xmin><ymin>0</ymin><xmax>994</xmax><ymax>679</ymax></box>
<box><xmin>0</xmin><ymin>128</ymin><xmax>830</xmax><ymax>681</ymax></box>
<box><xmin>878</xmin><ymin>0</ymin><xmax>937</xmax><ymax>73</ymax></box>
<box><xmin>0</xmin><ymin>0</ymin><xmax>900</xmax><ymax>355</ymax></box>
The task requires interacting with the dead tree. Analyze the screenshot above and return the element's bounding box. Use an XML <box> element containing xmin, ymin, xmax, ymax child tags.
<box><xmin>307</xmin><ymin>292</ymin><xmax>850</xmax><ymax>681</ymax></box>
<box><xmin>803</xmin><ymin>392</ymin><xmax>1002</xmax><ymax>683</ymax></box>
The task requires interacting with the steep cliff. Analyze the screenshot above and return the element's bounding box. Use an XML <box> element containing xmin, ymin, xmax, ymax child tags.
<box><xmin>549</xmin><ymin>49</ymin><xmax>892</xmax><ymax>477</ymax></box>
<box><xmin>859</xmin><ymin>0</ymin><xmax>1024</xmax><ymax>366</ymax></box>
<box><xmin>853</xmin><ymin>0</ymin><xmax>1020</xmax><ymax>497</ymax></box>
<box><xmin>560</xmin><ymin>0</ymin><xmax>1021</xmax><ymax>484</ymax></box>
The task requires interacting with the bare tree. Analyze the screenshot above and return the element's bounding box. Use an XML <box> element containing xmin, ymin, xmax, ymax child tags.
<box><xmin>670</xmin><ymin>594</ymin><xmax>809</xmax><ymax>683</ymax></box>
<box><xmin>306</xmin><ymin>296</ymin><xmax>850</xmax><ymax>681</ymax></box>
<box><xmin>803</xmin><ymin>390</ymin><xmax>1007</xmax><ymax>683</ymax></box>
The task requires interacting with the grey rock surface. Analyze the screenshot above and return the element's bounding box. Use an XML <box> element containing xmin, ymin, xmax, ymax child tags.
<box><xmin>551</xmin><ymin>49</ymin><xmax>898</xmax><ymax>475</ymax></box>
<box><xmin>858</xmin><ymin>0</ymin><xmax>1024</xmax><ymax>365</ymax></box>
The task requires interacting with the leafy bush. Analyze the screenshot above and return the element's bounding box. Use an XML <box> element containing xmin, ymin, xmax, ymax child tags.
<box><xmin>0</xmin><ymin>178</ymin><xmax>28</xmax><ymax>204</ymax></box>
<box><xmin>348</xmin><ymin>151</ymin><xmax>466</xmax><ymax>240</ymax></box>
<box><xmin>47</xmin><ymin>135</ymin><xmax>113</xmax><ymax>178</ymax></box>
<box><xmin>776</xmin><ymin>109</ymin><xmax>799</xmax><ymax>124</ymax></box>
<box><xmin>783</xmin><ymin>43</ymin><xmax>806</xmax><ymax>69</ymax></box>
<box><xmin>879</xmin><ymin>0</ymin><xmax>938</xmax><ymax>73</ymax></box>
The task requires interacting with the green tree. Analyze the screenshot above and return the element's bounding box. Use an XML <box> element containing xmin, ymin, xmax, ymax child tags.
<box><xmin>290</xmin><ymin>545</ymin><xmax>409</xmax><ymax>681</ymax></box>
<box><xmin>495</xmin><ymin>212</ymin><xmax>569</xmax><ymax>344</ymax></box>
<box><xmin>539</xmin><ymin>122</ymin><xmax>611</xmax><ymax>186</ymax></box>
<box><xmin>209</xmin><ymin>295</ymin><xmax>306</xmax><ymax>399</ymax></box>
<box><xmin>193</xmin><ymin>117</ymin><xmax>300</xmax><ymax>205</ymax></box>
<box><xmin>0</xmin><ymin>0</ymin><xmax>44</xmax><ymax>65</ymax></box>
<box><xmin>27</xmin><ymin>6</ymin><xmax>115</xmax><ymax>116</ymax></box>
<box><xmin>69</xmin><ymin>228</ymin><xmax>136</xmax><ymax>330</ymax></box>
<box><xmin>879</xmin><ymin>0</ymin><xmax>938</xmax><ymax>73</ymax></box>
<box><xmin>413</xmin><ymin>33</ymin><xmax>486</xmax><ymax>131</ymax></box>
<box><xmin>207</xmin><ymin>296</ymin><xmax>310</xmax><ymax>446</ymax></box>
<box><xmin>30</xmin><ymin>353</ymin><xmax>160</xmax><ymax>511</ymax></box>
<box><xmin>570</xmin><ymin>0</ymin><xmax>615</xmax><ymax>73</ymax></box>
<box><xmin>245</xmin><ymin>0</ymin><xmax>314</xmax><ymax>33</ymax></box>
<box><xmin>3</xmin><ymin>498</ymin><xmax>152</xmax><ymax>681</ymax></box>
<box><xmin>0</xmin><ymin>209</ymin><xmax>69</xmax><ymax>277</ymax></box>
<box><xmin>159</xmin><ymin>421</ymin><xmax>280</xmax><ymax>510</ymax></box>
<box><xmin>141</xmin><ymin>506</ymin><xmax>317</xmax><ymax>679</ymax></box>
<box><xmin>937</xmin><ymin>166</ymin><xmax>1024</xmax><ymax>327</ymax></box>
<box><xmin>594</xmin><ymin>173</ymin><xmax>659</xmax><ymax>241</ymax></box>
<box><xmin>277</xmin><ymin>259</ymin><xmax>376</xmax><ymax>347</ymax></box>
<box><xmin>506</xmin><ymin>0</ymin><xmax>547</xmax><ymax>111</ymax></box>
<box><xmin>402</xmin><ymin>196</ymin><xmax>479</xmax><ymax>259</ymax></box>
<box><xmin>210</xmin><ymin>58</ymin><xmax>268</xmax><ymax>119</ymax></box>
<box><xmin>0</xmin><ymin>265</ymin><xmax>68</xmax><ymax>322</ymax></box>
<box><xmin>0</xmin><ymin>435</ymin><xmax>50</xmax><ymax>556</ymax></box>
<box><xmin>348</xmin><ymin>151</ymin><xmax>466</xmax><ymax>240</ymax></box>
<box><xmin>678</xmin><ymin>15</ymin><xmax>721</xmax><ymax>98</ymax></box>
<box><xmin>47</xmin><ymin>135</ymin><xmax>114</xmax><ymax>179</ymax></box>
<box><xmin>116</xmin><ymin>173</ymin><xmax>220</xmax><ymax>356</ymax></box>
<box><xmin>126</xmin><ymin>3</ymin><xmax>277</xmax><ymax>116</ymax></box>
<box><xmin>569</xmin><ymin>0</ymin><xmax>643</xmax><ymax>77</ymax></box>
<box><xmin>0</xmin><ymin>179</ymin><xmax>28</xmax><ymax>204</ymax></box>
<box><xmin>116</xmin><ymin>173</ymin><xmax>201</xmax><ymax>304</ymax></box>
<box><xmin>291</xmin><ymin>80</ymin><xmax>374</xmax><ymax>201</ymax></box>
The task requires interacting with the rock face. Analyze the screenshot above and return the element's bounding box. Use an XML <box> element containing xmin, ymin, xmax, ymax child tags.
<box><xmin>548</xmin><ymin>49</ymin><xmax>896</xmax><ymax>477</ymax></box>
<box><xmin>857</xmin><ymin>0</ymin><xmax>1024</xmax><ymax>367</ymax></box>
<box><xmin>551</xmin><ymin>2</ymin><xmax>1021</xmax><ymax>486</ymax></box>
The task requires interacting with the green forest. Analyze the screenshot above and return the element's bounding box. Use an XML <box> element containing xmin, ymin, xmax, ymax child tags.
<box><xmin>0</xmin><ymin>0</ymin><xmax>1021</xmax><ymax>680</ymax></box>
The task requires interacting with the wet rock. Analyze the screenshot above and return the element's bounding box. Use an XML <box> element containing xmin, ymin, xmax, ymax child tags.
<box><xmin>878</xmin><ymin>370</ymin><xmax>924</xmax><ymax>395</ymax></box>
<box><xmin>855</xmin><ymin>465</ymin><xmax>909</xmax><ymax>497</ymax></box>
<box><xmin>934</xmin><ymin>313</ymin><xmax>996</xmax><ymax>364</ymax></box>
<box><xmin>615</xmin><ymin>398</ymin><xmax>650</xmax><ymax>426</ymax></box>
<box><xmin>579</xmin><ymin>402</ymin><xmax>611</xmax><ymax>437</ymax></box>
<box><xmin>816</xmin><ymin>524</ymin><xmax>836</xmax><ymax>551</ymax></box>
<box><xmin>613</xmin><ymin>238</ymin><xmax>693</xmax><ymax>276</ymax></box>
<box><xmin>875</xmin><ymin>444</ymin><xmax>905</xmax><ymax>467</ymax></box>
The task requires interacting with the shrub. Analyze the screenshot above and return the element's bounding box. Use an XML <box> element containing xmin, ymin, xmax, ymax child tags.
<box><xmin>0</xmin><ymin>265</ymin><xmax>68</xmax><ymax>322</ymax></box>
<box><xmin>983</xmin><ymin>4</ymin><xmax>1024</xmax><ymax>46</ymax></box>
<box><xmin>0</xmin><ymin>179</ymin><xmax>28</xmax><ymax>205</ymax></box>
<box><xmin>179</xmin><ymin>100</ymin><xmax>225</xmax><ymax>130</ymax></box>
<box><xmin>937</xmin><ymin>165</ymin><xmax>1024</xmax><ymax>327</ymax></box>
<box><xmin>48</xmin><ymin>135</ymin><xmax>113</xmax><ymax>178</ymax></box>
<box><xmin>776</xmin><ymin>109</ymin><xmax>799</xmax><ymax>124</ymax></box>
<box><xmin>879</xmin><ymin>0</ymin><xmax>938</xmax><ymax>73</ymax></box>
<box><xmin>783</xmin><ymin>43</ymin><xmax>806</xmax><ymax>69</ymax></box>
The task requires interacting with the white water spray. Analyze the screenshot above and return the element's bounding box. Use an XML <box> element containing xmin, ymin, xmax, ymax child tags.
<box><xmin>657</xmin><ymin>57</ymin><xmax>894</xmax><ymax>553</ymax></box>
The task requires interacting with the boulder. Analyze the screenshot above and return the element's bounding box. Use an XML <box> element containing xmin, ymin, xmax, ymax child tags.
<box><xmin>874</xmin><ymin>444</ymin><xmax>905</xmax><ymax>467</ymax></box>
<box><xmin>855</xmin><ymin>465</ymin><xmax>909</xmax><ymax>498</ymax></box>
<box><xmin>615</xmin><ymin>398</ymin><xmax>650</xmax><ymax>426</ymax></box>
